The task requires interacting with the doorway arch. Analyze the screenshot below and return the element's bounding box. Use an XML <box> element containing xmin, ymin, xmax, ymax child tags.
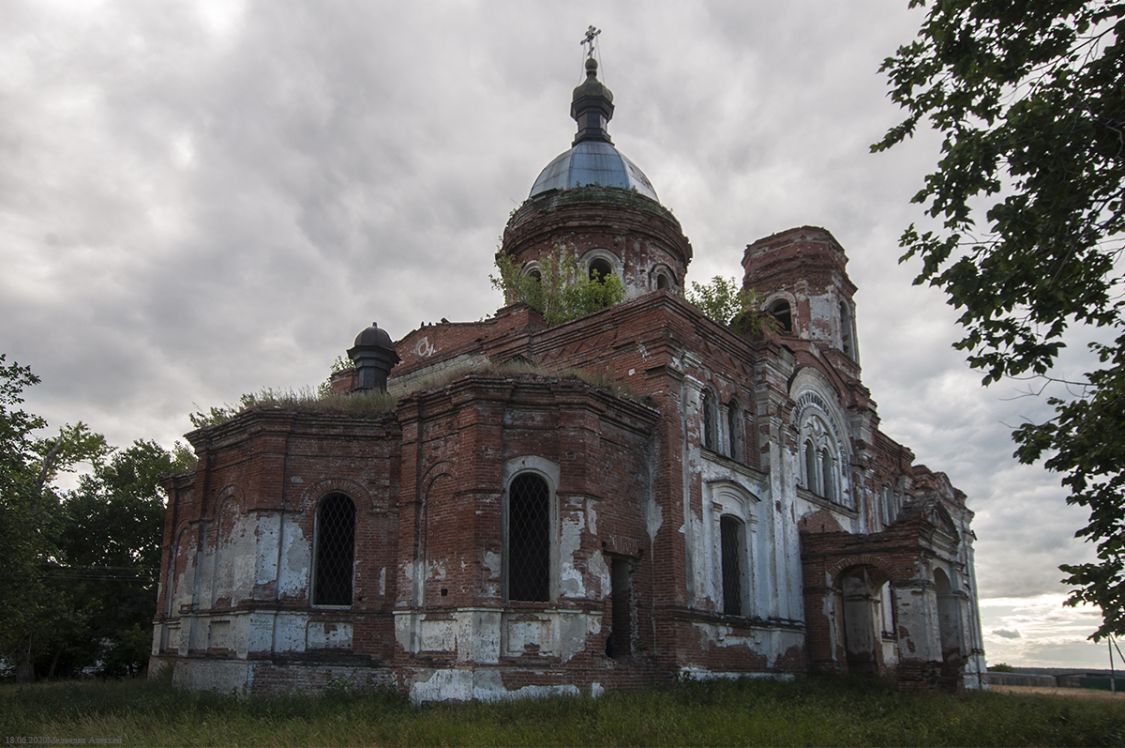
<box><xmin>934</xmin><ymin>568</ymin><xmax>962</xmax><ymax>662</ymax></box>
<box><xmin>838</xmin><ymin>565</ymin><xmax>886</xmax><ymax>674</ymax></box>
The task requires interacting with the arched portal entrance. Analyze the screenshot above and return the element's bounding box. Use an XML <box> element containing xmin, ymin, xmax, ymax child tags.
<box><xmin>838</xmin><ymin>565</ymin><xmax>886</xmax><ymax>674</ymax></box>
<box><xmin>934</xmin><ymin>568</ymin><xmax>962</xmax><ymax>662</ymax></box>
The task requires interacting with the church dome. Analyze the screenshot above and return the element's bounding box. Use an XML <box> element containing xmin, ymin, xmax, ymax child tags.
<box><xmin>529</xmin><ymin>141</ymin><xmax>658</xmax><ymax>200</ymax></box>
<box><xmin>528</xmin><ymin>56</ymin><xmax>658</xmax><ymax>202</ymax></box>
<box><xmin>353</xmin><ymin>322</ymin><xmax>393</xmax><ymax>349</ymax></box>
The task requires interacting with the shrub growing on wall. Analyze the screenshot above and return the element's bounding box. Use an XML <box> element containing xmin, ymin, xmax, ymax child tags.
<box><xmin>491</xmin><ymin>248</ymin><xmax>625</xmax><ymax>325</ymax></box>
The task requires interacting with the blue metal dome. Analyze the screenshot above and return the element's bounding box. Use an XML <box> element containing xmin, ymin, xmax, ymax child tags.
<box><xmin>529</xmin><ymin>141</ymin><xmax>658</xmax><ymax>200</ymax></box>
<box><xmin>528</xmin><ymin>55</ymin><xmax>659</xmax><ymax>201</ymax></box>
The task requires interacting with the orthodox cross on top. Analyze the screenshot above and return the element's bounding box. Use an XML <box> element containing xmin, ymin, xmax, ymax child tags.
<box><xmin>580</xmin><ymin>25</ymin><xmax>601</xmax><ymax>58</ymax></box>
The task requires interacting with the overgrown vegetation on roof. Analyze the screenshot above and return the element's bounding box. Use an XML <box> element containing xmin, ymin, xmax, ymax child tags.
<box><xmin>686</xmin><ymin>275</ymin><xmax>775</xmax><ymax>337</ymax></box>
<box><xmin>491</xmin><ymin>247</ymin><xmax>625</xmax><ymax>325</ymax></box>
<box><xmin>189</xmin><ymin>360</ymin><xmax>635</xmax><ymax>430</ymax></box>
<box><xmin>189</xmin><ymin>388</ymin><xmax>397</xmax><ymax>429</ymax></box>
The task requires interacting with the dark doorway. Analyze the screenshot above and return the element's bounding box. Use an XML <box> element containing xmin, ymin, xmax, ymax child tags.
<box><xmin>608</xmin><ymin>557</ymin><xmax>634</xmax><ymax>658</ymax></box>
<box><xmin>840</xmin><ymin>566</ymin><xmax>880</xmax><ymax>674</ymax></box>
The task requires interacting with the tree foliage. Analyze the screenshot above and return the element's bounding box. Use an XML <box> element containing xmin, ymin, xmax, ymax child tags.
<box><xmin>876</xmin><ymin>1</ymin><xmax>1124</xmax><ymax>638</ymax></box>
<box><xmin>687</xmin><ymin>276</ymin><xmax>749</xmax><ymax>325</ymax></box>
<box><xmin>491</xmin><ymin>248</ymin><xmax>626</xmax><ymax>325</ymax></box>
<box><xmin>0</xmin><ymin>354</ymin><xmax>192</xmax><ymax>679</ymax></box>
<box><xmin>54</xmin><ymin>440</ymin><xmax>194</xmax><ymax>676</ymax></box>
<box><xmin>686</xmin><ymin>276</ymin><xmax>773</xmax><ymax>336</ymax></box>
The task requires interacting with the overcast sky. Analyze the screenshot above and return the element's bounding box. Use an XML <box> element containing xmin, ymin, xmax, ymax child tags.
<box><xmin>1</xmin><ymin>0</ymin><xmax>1108</xmax><ymax>668</ymax></box>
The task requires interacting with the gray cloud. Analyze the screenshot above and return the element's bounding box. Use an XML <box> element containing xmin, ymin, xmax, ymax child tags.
<box><xmin>993</xmin><ymin>629</ymin><xmax>1021</xmax><ymax>640</ymax></box>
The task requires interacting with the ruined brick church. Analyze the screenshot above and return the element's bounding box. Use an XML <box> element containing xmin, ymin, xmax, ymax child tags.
<box><xmin>151</xmin><ymin>51</ymin><xmax>987</xmax><ymax>700</ymax></box>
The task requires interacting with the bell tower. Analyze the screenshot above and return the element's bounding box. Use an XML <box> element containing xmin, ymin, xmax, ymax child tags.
<box><xmin>743</xmin><ymin>226</ymin><xmax>860</xmax><ymax>366</ymax></box>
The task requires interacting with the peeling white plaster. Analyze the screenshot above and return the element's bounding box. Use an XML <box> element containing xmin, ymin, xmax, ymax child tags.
<box><xmin>253</xmin><ymin>515</ymin><xmax>280</xmax><ymax>587</ymax></box>
<box><xmin>588</xmin><ymin>549</ymin><xmax>609</xmax><ymax>599</ymax></box>
<box><xmin>408</xmin><ymin>668</ymin><xmax>580</xmax><ymax>704</ymax></box>
<box><xmin>678</xmin><ymin>667</ymin><xmax>795</xmax><ymax>684</ymax></box>
<box><xmin>559</xmin><ymin>508</ymin><xmax>586</xmax><ymax>598</ymax></box>
<box><xmin>645</xmin><ymin>497</ymin><xmax>663</xmax><ymax>540</ymax></box>
<box><xmin>308</xmin><ymin>621</ymin><xmax>352</xmax><ymax>649</ymax></box>
<box><xmin>274</xmin><ymin>612</ymin><xmax>307</xmax><ymax>653</ymax></box>
<box><xmin>278</xmin><ymin>521</ymin><xmax>310</xmax><ymax>598</ymax></box>
<box><xmin>483</xmin><ymin>550</ymin><xmax>501</xmax><ymax>578</ymax></box>
<box><xmin>420</xmin><ymin>617</ymin><xmax>457</xmax><ymax>652</ymax></box>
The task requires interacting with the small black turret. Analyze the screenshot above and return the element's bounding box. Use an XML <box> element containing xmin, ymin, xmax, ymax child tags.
<box><xmin>347</xmin><ymin>322</ymin><xmax>399</xmax><ymax>392</ymax></box>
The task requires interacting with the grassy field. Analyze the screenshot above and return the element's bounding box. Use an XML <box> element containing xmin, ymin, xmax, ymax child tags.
<box><xmin>2</xmin><ymin>675</ymin><xmax>1125</xmax><ymax>747</ymax></box>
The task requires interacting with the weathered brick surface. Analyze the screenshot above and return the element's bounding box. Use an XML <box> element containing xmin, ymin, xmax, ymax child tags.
<box><xmin>153</xmin><ymin>202</ymin><xmax>983</xmax><ymax>699</ymax></box>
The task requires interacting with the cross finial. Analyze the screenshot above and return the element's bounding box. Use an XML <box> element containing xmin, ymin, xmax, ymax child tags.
<box><xmin>580</xmin><ymin>25</ymin><xmax>601</xmax><ymax>58</ymax></box>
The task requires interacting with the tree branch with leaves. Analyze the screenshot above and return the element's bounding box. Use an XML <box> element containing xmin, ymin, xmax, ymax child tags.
<box><xmin>876</xmin><ymin>0</ymin><xmax>1124</xmax><ymax>639</ymax></box>
<box><xmin>687</xmin><ymin>276</ymin><xmax>774</xmax><ymax>336</ymax></box>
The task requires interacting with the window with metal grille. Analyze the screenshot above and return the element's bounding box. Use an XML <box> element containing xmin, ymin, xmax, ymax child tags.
<box><xmin>507</xmin><ymin>473</ymin><xmax>550</xmax><ymax>602</ymax></box>
<box><xmin>313</xmin><ymin>492</ymin><xmax>355</xmax><ymax>606</ymax></box>
<box><xmin>720</xmin><ymin>515</ymin><xmax>744</xmax><ymax>616</ymax></box>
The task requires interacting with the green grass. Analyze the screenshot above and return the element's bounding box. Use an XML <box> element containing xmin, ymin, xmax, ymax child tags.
<box><xmin>2</xmin><ymin>676</ymin><xmax>1125</xmax><ymax>746</ymax></box>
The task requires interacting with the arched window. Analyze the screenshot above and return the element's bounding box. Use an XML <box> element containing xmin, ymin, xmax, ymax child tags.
<box><xmin>882</xmin><ymin>484</ymin><xmax>894</xmax><ymax>526</ymax></box>
<box><xmin>797</xmin><ymin>408</ymin><xmax>847</xmax><ymax>505</ymax></box>
<box><xmin>767</xmin><ymin>299</ymin><xmax>793</xmax><ymax>333</ymax></box>
<box><xmin>803</xmin><ymin>440</ymin><xmax>818</xmax><ymax>492</ymax></box>
<box><xmin>840</xmin><ymin>301</ymin><xmax>855</xmax><ymax>359</ymax></box>
<box><xmin>589</xmin><ymin>257</ymin><xmax>613</xmax><ymax>282</ymax></box>
<box><xmin>651</xmin><ymin>265</ymin><xmax>676</xmax><ymax>292</ymax></box>
<box><xmin>313</xmin><ymin>493</ymin><xmax>355</xmax><ymax>606</ymax></box>
<box><xmin>521</xmin><ymin>261</ymin><xmax>542</xmax><ymax>283</ymax></box>
<box><xmin>879</xmin><ymin>581</ymin><xmax>896</xmax><ymax>638</ymax></box>
<box><xmin>727</xmin><ymin>400</ymin><xmax>743</xmax><ymax>461</ymax></box>
<box><xmin>702</xmin><ymin>389</ymin><xmax>718</xmax><ymax>451</ymax></box>
<box><xmin>933</xmin><ymin>568</ymin><xmax>962</xmax><ymax>660</ymax></box>
<box><xmin>506</xmin><ymin>473</ymin><xmax>551</xmax><ymax>602</ymax></box>
<box><xmin>719</xmin><ymin>515</ymin><xmax>745</xmax><ymax>616</ymax></box>
<box><xmin>820</xmin><ymin>448</ymin><xmax>836</xmax><ymax>501</ymax></box>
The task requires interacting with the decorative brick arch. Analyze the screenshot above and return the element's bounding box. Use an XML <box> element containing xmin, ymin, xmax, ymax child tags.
<box><xmin>704</xmin><ymin>479</ymin><xmax>763</xmax><ymax>616</ymax></box>
<box><xmin>761</xmin><ymin>291</ymin><xmax>797</xmax><ymax>334</ymax></box>
<box><xmin>790</xmin><ymin>368</ymin><xmax>853</xmax><ymax>508</ymax></box>
<box><xmin>301</xmin><ymin>477</ymin><xmax>374</xmax><ymax>513</ymax></box>
<box><xmin>211</xmin><ymin>491</ymin><xmax>241</xmax><ymax>608</ymax></box>
<box><xmin>167</xmin><ymin>524</ymin><xmax>195</xmax><ymax>618</ymax></box>
<box><xmin>579</xmin><ymin>247</ymin><xmax>623</xmax><ymax>281</ymax></box>
<box><xmin>648</xmin><ymin>262</ymin><xmax>678</xmax><ymax>292</ymax></box>
<box><xmin>825</xmin><ymin>555</ymin><xmax>895</xmax><ymax>589</ymax></box>
<box><xmin>421</xmin><ymin>461</ymin><xmax>454</xmax><ymax>497</ymax></box>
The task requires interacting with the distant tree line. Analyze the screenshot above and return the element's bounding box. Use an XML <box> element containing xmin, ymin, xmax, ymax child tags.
<box><xmin>0</xmin><ymin>354</ymin><xmax>193</xmax><ymax>680</ymax></box>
